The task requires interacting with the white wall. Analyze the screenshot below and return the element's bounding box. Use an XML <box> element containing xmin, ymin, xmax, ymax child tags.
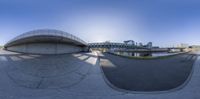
<box><xmin>7</xmin><ymin>45</ymin><xmax>27</xmax><ymax>52</ymax></box>
<box><xmin>7</xmin><ymin>43</ymin><xmax>84</xmax><ymax>54</ymax></box>
<box><xmin>56</xmin><ymin>44</ymin><xmax>82</xmax><ymax>54</ymax></box>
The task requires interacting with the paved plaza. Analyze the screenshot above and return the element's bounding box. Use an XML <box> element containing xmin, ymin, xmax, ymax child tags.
<box><xmin>0</xmin><ymin>50</ymin><xmax>200</xmax><ymax>99</ymax></box>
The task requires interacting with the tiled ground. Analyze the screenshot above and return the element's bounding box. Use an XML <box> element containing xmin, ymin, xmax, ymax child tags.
<box><xmin>0</xmin><ymin>50</ymin><xmax>199</xmax><ymax>99</ymax></box>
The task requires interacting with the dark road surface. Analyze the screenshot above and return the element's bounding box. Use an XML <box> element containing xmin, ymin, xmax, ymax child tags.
<box><xmin>100</xmin><ymin>52</ymin><xmax>197</xmax><ymax>91</ymax></box>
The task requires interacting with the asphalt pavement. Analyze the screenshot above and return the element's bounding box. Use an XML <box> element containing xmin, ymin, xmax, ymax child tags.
<box><xmin>100</xmin><ymin>52</ymin><xmax>197</xmax><ymax>91</ymax></box>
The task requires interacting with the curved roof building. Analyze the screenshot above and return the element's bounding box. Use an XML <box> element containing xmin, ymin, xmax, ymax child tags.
<box><xmin>4</xmin><ymin>29</ymin><xmax>88</xmax><ymax>54</ymax></box>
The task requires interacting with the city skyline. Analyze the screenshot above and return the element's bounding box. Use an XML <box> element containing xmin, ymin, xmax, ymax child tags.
<box><xmin>0</xmin><ymin>0</ymin><xmax>200</xmax><ymax>47</ymax></box>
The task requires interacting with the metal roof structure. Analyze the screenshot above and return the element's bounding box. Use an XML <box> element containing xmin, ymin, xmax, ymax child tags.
<box><xmin>5</xmin><ymin>29</ymin><xmax>87</xmax><ymax>47</ymax></box>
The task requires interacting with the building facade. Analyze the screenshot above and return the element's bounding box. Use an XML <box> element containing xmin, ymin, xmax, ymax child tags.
<box><xmin>4</xmin><ymin>29</ymin><xmax>88</xmax><ymax>54</ymax></box>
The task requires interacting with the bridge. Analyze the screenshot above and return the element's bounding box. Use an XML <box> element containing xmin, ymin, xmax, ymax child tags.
<box><xmin>113</xmin><ymin>48</ymin><xmax>169</xmax><ymax>52</ymax></box>
<box><xmin>89</xmin><ymin>42</ymin><xmax>186</xmax><ymax>52</ymax></box>
<box><xmin>88</xmin><ymin>42</ymin><xmax>143</xmax><ymax>49</ymax></box>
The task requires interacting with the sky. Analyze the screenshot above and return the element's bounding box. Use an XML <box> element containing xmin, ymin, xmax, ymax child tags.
<box><xmin>0</xmin><ymin>0</ymin><xmax>200</xmax><ymax>47</ymax></box>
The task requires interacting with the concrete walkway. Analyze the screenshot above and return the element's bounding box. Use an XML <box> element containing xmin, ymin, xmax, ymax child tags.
<box><xmin>0</xmin><ymin>50</ymin><xmax>200</xmax><ymax>99</ymax></box>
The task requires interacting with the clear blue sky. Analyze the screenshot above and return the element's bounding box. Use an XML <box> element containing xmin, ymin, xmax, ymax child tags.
<box><xmin>0</xmin><ymin>0</ymin><xmax>200</xmax><ymax>47</ymax></box>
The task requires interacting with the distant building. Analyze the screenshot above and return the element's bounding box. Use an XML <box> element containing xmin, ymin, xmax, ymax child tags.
<box><xmin>153</xmin><ymin>46</ymin><xmax>159</xmax><ymax>48</ymax></box>
<box><xmin>138</xmin><ymin>43</ymin><xmax>143</xmax><ymax>47</ymax></box>
<box><xmin>146</xmin><ymin>42</ymin><xmax>153</xmax><ymax>48</ymax></box>
<box><xmin>189</xmin><ymin>45</ymin><xmax>200</xmax><ymax>51</ymax></box>
<box><xmin>190</xmin><ymin>45</ymin><xmax>200</xmax><ymax>49</ymax></box>
<box><xmin>124</xmin><ymin>40</ymin><xmax>135</xmax><ymax>45</ymax></box>
<box><xmin>180</xmin><ymin>43</ymin><xmax>189</xmax><ymax>48</ymax></box>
